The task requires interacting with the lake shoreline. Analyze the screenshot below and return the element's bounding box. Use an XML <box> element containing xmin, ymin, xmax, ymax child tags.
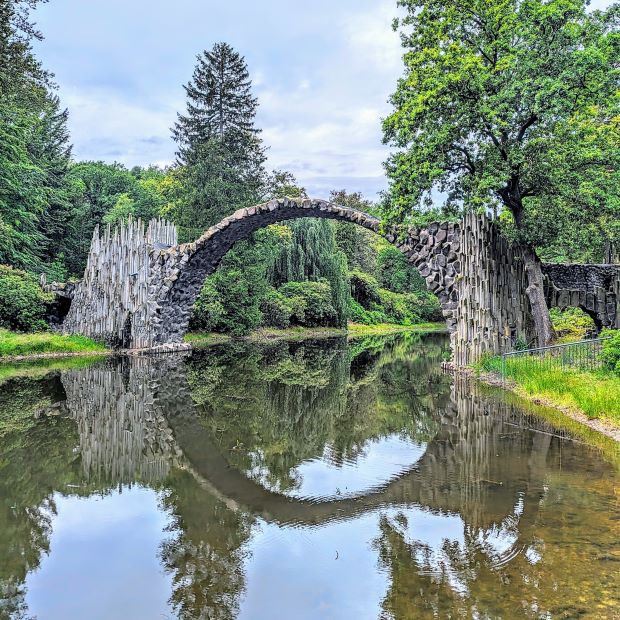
<box><xmin>443</xmin><ymin>363</ymin><xmax>620</xmax><ymax>443</ymax></box>
<box><xmin>186</xmin><ymin>322</ymin><xmax>446</xmax><ymax>347</ymax></box>
<box><xmin>0</xmin><ymin>323</ymin><xmax>446</xmax><ymax>362</ymax></box>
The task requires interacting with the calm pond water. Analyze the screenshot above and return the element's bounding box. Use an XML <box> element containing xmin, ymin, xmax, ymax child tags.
<box><xmin>0</xmin><ymin>333</ymin><xmax>619</xmax><ymax>619</ymax></box>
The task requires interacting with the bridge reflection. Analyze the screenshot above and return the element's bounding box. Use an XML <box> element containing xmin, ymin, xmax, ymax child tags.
<box><xmin>57</xmin><ymin>340</ymin><xmax>603</xmax><ymax>531</ymax></box>
<box><xmin>0</xmin><ymin>334</ymin><xmax>617</xmax><ymax>619</ymax></box>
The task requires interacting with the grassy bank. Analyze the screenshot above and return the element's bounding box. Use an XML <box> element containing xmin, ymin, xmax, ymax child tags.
<box><xmin>186</xmin><ymin>322</ymin><xmax>445</xmax><ymax>346</ymax></box>
<box><xmin>479</xmin><ymin>355</ymin><xmax>620</xmax><ymax>429</ymax></box>
<box><xmin>0</xmin><ymin>329</ymin><xmax>107</xmax><ymax>358</ymax></box>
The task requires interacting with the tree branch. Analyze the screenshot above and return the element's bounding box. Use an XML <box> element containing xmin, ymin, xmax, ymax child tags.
<box><xmin>517</xmin><ymin>114</ymin><xmax>538</xmax><ymax>142</ymax></box>
<box><xmin>451</xmin><ymin>145</ymin><xmax>476</xmax><ymax>173</ymax></box>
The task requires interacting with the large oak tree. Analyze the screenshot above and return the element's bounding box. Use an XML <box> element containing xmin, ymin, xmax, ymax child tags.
<box><xmin>383</xmin><ymin>0</ymin><xmax>619</xmax><ymax>346</ymax></box>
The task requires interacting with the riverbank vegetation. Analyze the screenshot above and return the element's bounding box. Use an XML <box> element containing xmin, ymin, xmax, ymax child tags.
<box><xmin>186</xmin><ymin>321</ymin><xmax>445</xmax><ymax>347</ymax></box>
<box><xmin>478</xmin><ymin>333</ymin><xmax>620</xmax><ymax>426</ymax></box>
<box><xmin>0</xmin><ymin>329</ymin><xmax>106</xmax><ymax>358</ymax></box>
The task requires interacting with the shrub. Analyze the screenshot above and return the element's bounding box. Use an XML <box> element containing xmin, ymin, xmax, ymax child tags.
<box><xmin>279</xmin><ymin>280</ymin><xmax>337</xmax><ymax>327</ymax></box>
<box><xmin>379</xmin><ymin>288</ymin><xmax>416</xmax><ymax>324</ymax></box>
<box><xmin>349</xmin><ymin>270</ymin><xmax>381</xmax><ymax>306</ymax></box>
<box><xmin>260</xmin><ymin>289</ymin><xmax>294</xmax><ymax>329</ymax></box>
<box><xmin>601</xmin><ymin>329</ymin><xmax>620</xmax><ymax>376</ymax></box>
<box><xmin>0</xmin><ymin>265</ymin><xmax>53</xmax><ymax>332</ymax></box>
<box><xmin>348</xmin><ymin>299</ymin><xmax>388</xmax><ymax>325</ymax></box>
<box><xmin>191</xmin><ymin>279</ymin><xmax>225</xmax><ymax>332</ymax></box>
<box><xmin>550</xmin><ymin>307</ymin><xmax>595</xmax><ymax>343</ymax></box>
<box><xmin>414</xmin><ymin>292</ymin><xmax>443</xmax><ymax>322</ymax></box>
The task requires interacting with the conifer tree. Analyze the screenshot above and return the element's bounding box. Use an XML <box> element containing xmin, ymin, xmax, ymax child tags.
<box><xmin>172</xmin><ymin>42</ymin><xmax>266</xmax><ymax>237</ymax></box>
<box><xmin>0</xmin><ymin>0</ymin><xmax>73</xmax><ymax>274</ymax></box>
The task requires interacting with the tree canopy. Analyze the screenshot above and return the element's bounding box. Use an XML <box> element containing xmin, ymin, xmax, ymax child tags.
<box><xmin>383</xmin><ymin>0</ymin><xmax>620</xmax><ymax>344</ymax></box>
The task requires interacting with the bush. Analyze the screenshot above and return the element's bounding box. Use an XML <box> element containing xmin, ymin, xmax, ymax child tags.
<box><xmin>260</xmin><ymin>289</ymin><xmax>294</xmax><ymax>329</ymax></box>
<box><xmin>0</xmin><ymin>265</ymin><xmax>53</xmax><ymax>332</ymax></box>
<box><xmin>379</xmin><ymin>288</ymin><xmax>417</xmax><ymax>324</ymax></box>
<box><xmin>413</xmin><ymin>292</ymin><xmax>443</xmax><ymax>322</ymax></box>
<box><xmin>550</xmin><ymin>307</ymin><xmax>595</xmax><ymax>343</ymax></box>
<box><xmin>191</xmin><ymin>279</ymin><xmax>225</xmax><ymax>332</ymax></box>
<box><xmin>0</xmin><ymin>329</ymin><xmax>106</xmax><ymax>356</ymax></box>
<box><xmin>348</xmin><ymin>299</ymin><xmax>388</xmax><ymax>325</ymax></box>
<box><xmin>601</xmin><ymin>329</ymin><xmax>620</xmax><ymax>375</ymax></box>
<box><xmin>279</xmin><ymin>280</ymin><xmax>337</xmax><ymax>327</ymax></box>
<box><xmin>349</xmin><ymin>270</ymin><xmax>381</xmax><ymax>306</ymax></box>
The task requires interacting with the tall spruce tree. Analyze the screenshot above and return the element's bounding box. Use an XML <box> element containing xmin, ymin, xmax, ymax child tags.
<box><xmin>172</xmin><ymin>42</ymin><xmax>266</xmax><ymax>239</ymax></box>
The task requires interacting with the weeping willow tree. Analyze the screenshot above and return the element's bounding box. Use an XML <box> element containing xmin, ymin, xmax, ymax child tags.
<box><xmin>269</xmin><ymin>218</ymin><xmax>350</xmax><ymax>327</ymax></box>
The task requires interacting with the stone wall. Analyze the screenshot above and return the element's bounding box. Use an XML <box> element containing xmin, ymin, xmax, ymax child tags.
<box><xmin>542</xmin><ymin>263</ymin><xmax>620</xmax><ymax>330</ymax></box>
<box><xmin>62</xmin><ymin>218</ymin><xmax>177</xmax><ymax>348</ymax></box>
<box><xmin>451</xmin><ymin>212</ymin><xmax>536</xmax><ymax>366</ymax></box>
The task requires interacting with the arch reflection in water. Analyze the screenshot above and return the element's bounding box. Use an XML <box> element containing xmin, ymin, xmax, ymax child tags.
<box><xmin>0</xmin><ymin>332</ymin><xmax>618</xmax><ymax>619</ymax></box>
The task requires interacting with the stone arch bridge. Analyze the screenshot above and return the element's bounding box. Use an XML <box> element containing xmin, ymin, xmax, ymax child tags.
<box><xmin>58</xmin><ymin>198</ymin><xmax>620</xmax><ymax>365</ymax></box>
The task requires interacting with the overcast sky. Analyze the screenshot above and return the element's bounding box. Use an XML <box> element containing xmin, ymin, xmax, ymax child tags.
<box><xmin>32</xmin><ymin>0</ymin><xmax>614</xmax><ymax>200</ymax></box>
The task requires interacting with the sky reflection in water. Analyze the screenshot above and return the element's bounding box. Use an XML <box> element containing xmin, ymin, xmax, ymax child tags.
<box><xmin>0</xmin><ymin>332</ymin><xmax>618</xmax><ymax>619</ymax></box>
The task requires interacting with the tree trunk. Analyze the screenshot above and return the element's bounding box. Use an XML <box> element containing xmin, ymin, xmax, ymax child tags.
<box><xmin>502</xmin><ymin>184</ymin><xmax>555</xmax><ymax>348</ymax></box>
<box><xmin>522</xmin><ymin>244</ymin><xmax>555</xmax><ymax>347</ymax></box>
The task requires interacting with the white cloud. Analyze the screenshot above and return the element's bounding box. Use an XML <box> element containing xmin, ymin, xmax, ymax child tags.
<box><xmin>255</xmin><ymin>0</ymin><xmax>402</xmax><ymax>198</ymax></box>
<box><xmin>62</xmin><ymin>88</ymin><xmax>179</xmax><ymax>166</ymax></box>
<box><xmin>36</xmin><ymin>0</ymin><xmax>406</xmax><ymax>198</ymax></box>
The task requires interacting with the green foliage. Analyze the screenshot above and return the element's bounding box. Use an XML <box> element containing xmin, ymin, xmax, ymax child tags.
<box><xmin>190</xmin><ymin>280</ymin><xmax>226</xmax><ymax>332</ymax></box>
<box><xmin>0</xmin><ymin>328</ymin><xmax>106</xmax><ymax>356</ymax></box>
<box><xmin>383</xmin><ymin>0</ymin><xmax>620</xmax><ymax>261</ymax></box>
<box><xmin>377</xmin><ymin>246</ymin><xmax>427</xmax><ymax>294</ymax></box>
<box><xmin>267</xmin><ymin>170</ymin><xmax>307</xmax><ymax>199</ymax></box>
<box><xmin>60</xmin><ymin>162</ymin><xmax>136</xmax><ymax>274</ymax></box>
<box><xmin>271</xmin><ymin>218</ymin><xmax>350</xmax><ymax>327</ymax></box>
<box><xmin>350</xmin><ymin>270</ymin><xmax>381</xmax><ymax>307</ymax></box>
<box><xmin>279</xmin><ymin>281</ymin><xmax>337</xmax><ymax>327</ymax></box>
<box><xmin>190</xmin><ymin>226</ymin><xmax>288</xmax><ymax>335</ymax></box>
<box><xmin>331</xmin><ymin>190</ymin><xmax>378</xmax><ymax>274</ymax></box>
<box><xmin>350</xmin><ymin>269</ymin><xmax>442</xmax><ymax>326</ymax></box>
<box><xmin>169</xmin><ymin>139</ymin><xmax>265</xmax><ymax>240</ymax></box>
<box><xmin>0</xmin><ymin>265</ymin><xmax>52</xmax><ymax>332</ymax></box>
<box><xmin>550</xmin><ymin>307</ymin><xmax>596</xmax><ymax>343</ymax></box>
<box><xmin>601</xmin><ymin>329</ymin><xmax>620</xmax><ymax>375</ymax></box>
<box><xmin>496</xmin><ymin>355</ymin><xmax>620</xmax><ymax>423</ymax></box>
<box><xmin>260</xmin><ymin>289</ymin><xmax>294</xmax><ymax>329</ymax></box>
<box><xmin>192</xmin><ymin>265</ymin><xmax>264</xmax><ymax>336</ymax></box>
<box><xmin>172</xmin><ymin>42</ymin><xmax>266</xmax><ymax>236</ymax></box>
<box><xmin>513</xmin><ymin>336</ymin><xmax>529</xmax><ymax>352</ymax></box>
<box><xmin>0</xmin><ymin>4</ymin><xmax>74</xmax><ymax>275</ymax></box>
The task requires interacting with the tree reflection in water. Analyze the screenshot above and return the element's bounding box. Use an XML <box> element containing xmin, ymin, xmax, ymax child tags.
<box><xmin>0</xmin><ymin>332</ymin><xmax>618</xmax><ymax>619</ymax></box>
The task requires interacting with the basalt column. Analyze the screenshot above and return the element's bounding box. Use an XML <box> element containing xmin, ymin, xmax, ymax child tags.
<box><xmin>62</xmin><ymin>218</ymin><xmax>177</xmax><ymax>349</ymax></box>
<box><xmin>452</xmin><ymin>212</ymin><xmax>536</xmax><ymax>366</ymax></box>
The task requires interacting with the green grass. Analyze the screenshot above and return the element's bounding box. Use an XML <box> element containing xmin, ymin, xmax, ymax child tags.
<box><xmin>347</xmin><ymin>322</ymin><xmax>445</xmax><ymax>337</ymax></box>
<box><xmin>0</xmin><ymin>329</ymin><xmax>107</xmax><ymax>358</ymax></box>
<box><xmin>479</xmin><ymin>354</ymin><xmax>620</xmax><ymax>425</ymax></box>
<box><xmin>0</xmin><ymin>355</ymin><xmax>103</xmax><ymax>385</ymax></box>
<box><xmin>185</xmin><ymin>322</ymin><xmax>446</xmax><ymax>347</ymax></box>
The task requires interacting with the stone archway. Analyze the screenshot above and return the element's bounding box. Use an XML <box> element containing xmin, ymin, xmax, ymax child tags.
<box><xmin>60</xmin><ymin>198</ymin><xmax>620</xmax><ymax>365</ymax></box>
<box><xmin>153</xmin><ymin>199</ymin><xmax>461</xmax><ymax>344</ymax></box>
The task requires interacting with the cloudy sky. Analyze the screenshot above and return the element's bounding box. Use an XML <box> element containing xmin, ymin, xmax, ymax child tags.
<box><xmin>33</xmin><ymin>0</ymin><xmax>613</xmax><ymax>200</ymax></box>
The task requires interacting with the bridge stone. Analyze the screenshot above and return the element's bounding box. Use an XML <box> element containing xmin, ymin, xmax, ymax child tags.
<box><xmin>58</xmin><ymin>199</ymin><xmax>620</xmax><ymax>365</ymax></box>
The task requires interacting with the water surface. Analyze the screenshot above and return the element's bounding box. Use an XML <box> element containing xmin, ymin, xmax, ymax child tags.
<box><xmin>0</xmin><ymin>333</ymin><xmax>618</xmax><ymax>619</ymax></box>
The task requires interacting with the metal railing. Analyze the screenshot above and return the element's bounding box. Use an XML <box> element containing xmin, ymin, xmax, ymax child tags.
<box><xmin>500</xmin><ymin>336</ymin><xmax>611</xmax><ymax>378</ymax></box>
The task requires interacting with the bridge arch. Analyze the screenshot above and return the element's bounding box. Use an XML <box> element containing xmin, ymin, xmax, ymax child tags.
<box><xmin>60</xmin><ymin>200</ymin><xmax>620</xmax><ymax>363</ymax></box>
<box><xmin>152</xmin><ymin>198</ymin><xmax>461</xmax><ymax>344</ymax></box>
